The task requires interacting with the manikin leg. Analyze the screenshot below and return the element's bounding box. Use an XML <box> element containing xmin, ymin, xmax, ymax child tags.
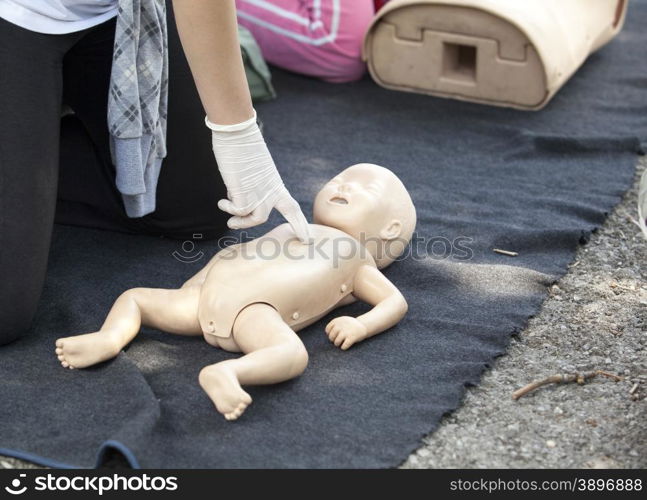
<box><xmin>199</xmin><ymin>303</ymin><xmax>308</xmax><ymax>421</ymax></box>
<box><xmin>55</xmin><ymin>286</ymin><xmax>202</xmax><ymax>369</ymax></box>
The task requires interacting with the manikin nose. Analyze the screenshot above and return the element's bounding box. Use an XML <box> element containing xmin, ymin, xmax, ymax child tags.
<box><xmin>338</xmin><ymin>184</ymin><xmax>351</xmax><ymax>194</ymax></box>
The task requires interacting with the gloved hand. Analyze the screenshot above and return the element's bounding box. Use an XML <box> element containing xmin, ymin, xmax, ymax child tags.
<box><xmin>206</xmin><ymin>110</ymin><xmax>311</xmax><ymax>243</ymax></box>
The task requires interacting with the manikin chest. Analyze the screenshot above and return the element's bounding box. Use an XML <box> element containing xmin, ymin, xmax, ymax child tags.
<box><xmin>197</xmin><ymin>224</ymin><xmax>374</xmax><ymax>338</ymax></box>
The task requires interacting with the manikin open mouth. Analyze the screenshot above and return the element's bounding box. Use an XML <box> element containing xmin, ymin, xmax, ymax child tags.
<box><xmin>329</xmin><ymin>196</ymin><xmax>349</xmax><ymax>205</ymax></box>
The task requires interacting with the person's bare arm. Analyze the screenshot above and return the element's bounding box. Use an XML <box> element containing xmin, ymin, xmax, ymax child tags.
<box><xmin>171</xmin><ymin>0</ymin><xmax>253</xmax><ymax>124</ymax></box>
<box><xmin>170</xmin><ymin>0</ymin><xmax>311</xmax><ymax>241</ymax></box>
<box><xmin>325</xmin><ymin>265</ymin><xmax>408</xmax><ymax>350</ymax></box>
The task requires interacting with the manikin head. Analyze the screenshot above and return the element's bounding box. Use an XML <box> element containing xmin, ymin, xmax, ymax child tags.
<box><xmin>313</xmin><ymin>163</ymin><xmax>416</xmax><ymax>269</ymax></box>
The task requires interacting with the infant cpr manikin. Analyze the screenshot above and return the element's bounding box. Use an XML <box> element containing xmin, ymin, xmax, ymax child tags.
<box><xmin>55</xmin><ymin>164</ymin><xmax>416</xmax><ymax>420</ymax></box>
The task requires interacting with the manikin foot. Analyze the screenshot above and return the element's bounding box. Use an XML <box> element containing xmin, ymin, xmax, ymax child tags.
<box><xmin>199</xmin><ymin>364</ymin><xmax>253</xmax><ymax>421</ymax></box>
<box><xmin>55</xmin><ymin>331</ymin><xmax>122</xmax><ymax>369</ymax></box>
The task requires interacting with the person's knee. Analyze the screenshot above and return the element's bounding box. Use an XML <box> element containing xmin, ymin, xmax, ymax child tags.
<box><xmin>0</xmin><ymin>327</ymin><xmax>27</xmax><ymax>346</ymax></box>
<box><xmin>321</xmin><ymin>58</ymin><xmax>367</xmax><ymax>83</ymax></box>
<box><xmin>317</xmin><ymin>28</ymin><xmax>371</xmax><ymax>82</ymax></box>
<box><xmin>0</xmin><ymin>264</ymin><xmax>46</xmax><ymax>345</ymax></box>
<box><xmin>0</xmin><ymin>308</ymin><xmax>35</xmax><ymax>346</ymax></box>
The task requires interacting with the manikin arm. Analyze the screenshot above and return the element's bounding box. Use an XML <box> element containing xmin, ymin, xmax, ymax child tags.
<box><xmin>326</xmin><ymin>265</ymin><xmax>408</xmax><ymax>350</ymax></box>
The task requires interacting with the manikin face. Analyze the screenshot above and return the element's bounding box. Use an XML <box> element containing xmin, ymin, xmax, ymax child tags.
<box><xmin>313</xmin><ymin>163</ymin><xmax>396</xmax><ymax>244</ymax></box>
<box><xmin>313</xmin><ymin>163</ymin><xmax>415</xmax><ymax>268</ymax></box>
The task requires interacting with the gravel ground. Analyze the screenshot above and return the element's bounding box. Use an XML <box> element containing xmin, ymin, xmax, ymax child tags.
<box><xmin>2</xmin><ymin>159</ymin><xmax>645</xmax><ymax>470</ymax></box>
<box><xmin>403</xmin><ymin>157</ymin><xmax>646</xmax><ymax>469</ymax></box>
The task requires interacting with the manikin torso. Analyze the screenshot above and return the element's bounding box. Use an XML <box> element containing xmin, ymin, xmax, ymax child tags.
<box><xmin>197</xmin><ymin>223</ymin><xmax>376</xmax><ymax>343</ymax></box>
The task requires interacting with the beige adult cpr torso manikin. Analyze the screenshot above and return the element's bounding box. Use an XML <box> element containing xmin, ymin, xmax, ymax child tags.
<box><xmin>363</xmin><ymin>0</ymin><xmax>628</xmax><ymax>109</ymax></box>
<box><xmin>55</xmin><ymin>164</ymin><xmax>417</xmax><ymax>420</ymax></box>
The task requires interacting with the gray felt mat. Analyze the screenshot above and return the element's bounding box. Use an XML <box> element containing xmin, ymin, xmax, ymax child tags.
<box><xmin>1</xmin><ymin>1</ymin><xmax>646</xmax><ymax>469</ymax></box>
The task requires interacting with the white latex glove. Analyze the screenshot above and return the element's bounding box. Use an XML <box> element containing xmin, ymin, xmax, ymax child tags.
<box><xmin>205</xmin><ymin>110</ymin><xmax>311</xmax><ymax>243</ymax></box>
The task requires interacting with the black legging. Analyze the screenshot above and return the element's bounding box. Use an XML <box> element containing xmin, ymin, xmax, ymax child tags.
<box><xmin>0</xmin><ymin>5</ymin><xmax>228</xmax><ymax>345</ymax></box>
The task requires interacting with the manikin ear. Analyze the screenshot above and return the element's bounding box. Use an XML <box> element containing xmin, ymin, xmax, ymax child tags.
<box><xmin>379</xmin><ymin>220</ymin><xmax>402</xmax><ymax>240</ymax></box>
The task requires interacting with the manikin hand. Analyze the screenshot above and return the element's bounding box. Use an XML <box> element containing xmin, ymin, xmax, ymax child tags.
<box><xmin>325</xmin><ymin>316</ymin><xmax>368</xmax><ymax>350</ymax></box>
<box><xmin>206</xmin><ymin>110</ymin><xmax>312</xmax><ymax>243</ymax></box>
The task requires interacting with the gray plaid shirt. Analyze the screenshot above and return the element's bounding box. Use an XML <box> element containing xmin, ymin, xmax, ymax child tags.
<box><xmin>108</xmin><ymin>0</ymin><xmax>168</xmax><ymax>217</ymax></box>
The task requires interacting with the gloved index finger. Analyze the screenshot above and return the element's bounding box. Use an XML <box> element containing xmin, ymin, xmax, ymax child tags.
<box><xmin>275</xmin><ymin>196</ymin><xmax>313</xmax><ymax>244</ymax></box>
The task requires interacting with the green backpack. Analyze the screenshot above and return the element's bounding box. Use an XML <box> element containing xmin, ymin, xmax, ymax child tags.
<box><xmin>239</xmin><ymin>25</ymin><xmax>276</xmax><ymax>102</ymax></box>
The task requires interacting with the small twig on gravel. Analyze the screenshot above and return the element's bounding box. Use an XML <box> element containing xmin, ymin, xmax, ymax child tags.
<box><xmin>512</xmin><ymin>370</ymin><xmax>624</xmax><ymax>400</ymax></box>
<box><xmin>627</xmin><ymin>215</ymin><xmax>640</xmax><ymax>228</ymax></box>
<box><xmin>493</xmin><ymin>248</ymin><xmax>518</xmax><ymax>257</ymax></box>
<box><xmin>629</xmin><ymin>382</ymin><xmax>639</xmax><ymax>395</ymax></box>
